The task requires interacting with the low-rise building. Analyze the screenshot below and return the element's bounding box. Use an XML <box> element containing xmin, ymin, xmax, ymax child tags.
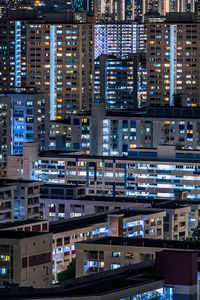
<box><xmin>0</xmin><ymin>251</ymin><xmax>197</xmax><ymax>299</ymax></box>
<box><xmin>40</xmin><ymin>184</ymin><xmax>85</xmax><ymax>220</ymax></box>
<box><xmin>7</xmin><ymin>143</ymin><xmax>200</xmax><ymax>200</ymax></box>
<box><xmin>149</xmin><ymin>201</ymin><xmax>191</xmax><ymax>241</ymax></box>
<box><xmin>0</xmin><ymin>179</ymin><xmax>43</xmax><ymax>222</ymax></box>
<box><xmin>50</xmin><ymin>209</ymin><xmax>165</xmax><ymax>281</ymax></box>
<box><xmin>75</xmin><ymin>236</ymin><xmax>200</xmax><ymax>278</ymax></box>
<box><xmin>0</xmin><ymin>230</ymin><xmax>52</xmax><ymax>288</ymax></box>
<box><xmin>44</xmin><ymin>194</ymin><xmax>191</xmax><ymax>240</ymax></box>
<box><xmin>0</xmin><ymin>181</ymin><xmax>16</xmax><ymax>224</ymax></box>
<box><xmin>0</xmin><ymin>209</ymin><xmax>166</xmax><ymax>283</ymax></box>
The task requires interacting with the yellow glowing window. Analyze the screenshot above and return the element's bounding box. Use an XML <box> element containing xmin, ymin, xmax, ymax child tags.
<box><xmin>78</xmin><ymin>161</ymin><xmax>86</xmax><ymax>167</ymax></box>
<box><xmin>130</xmin><ymin>144</ymin><xmax>136</xmax><ymax>148</ymax></box>
<box><xmin>82</xmin><ymin>119</ymin><xmax>88</xmax><ymax>123</ymax></box>
<box><xmin>57</xmin><ymin>99</ymin><xmax>62</xmax><ymax>102</ymax></box>
<box><xmin>26</xmin><ymin>117</ymin><xmax>33</xmax><ymax>123</ymax></box>
<box><xmin>97</xmin><ymin>162</ymin><xmax>103</xmax><ymax>167</ymax></box>
<box><xmin>57</xmin><ymin>116</ymin><xmax>62</xmax><ymax>119</ymax></box>
<box><xmin>164</xmin><ymin>121</ymin><xmax>170</xmax><ymax>125</ymax></box>
<box><xmin>124</xmin><ymin>253</ymin><xmax>134</xmax><ymax>258</ymax></box>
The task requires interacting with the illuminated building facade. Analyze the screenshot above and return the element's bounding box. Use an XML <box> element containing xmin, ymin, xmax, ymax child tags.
<box><xmin>0</xmin><ymin>181</ymin><xmax>16</xmax><ymax>224</ymax></box>
<box><xmin>47</xmin><ymin>104</ymin><xmax>200</xmax><ymax>156</ymax></box>
<box><xmin>0</xmin><ymin>0</ymin><xmax>41</xmax><ymax>19</ymax></box>
<box><xmin>26</xmin><ymin>19</ymin><xmax>94</xmax><ymax>119</ymax></box>
<box><xmin>0</xmin><ymin>13</ymin><xmax>94</xmax><ymax>119</ymax></box>
<box><xmin>95</xmin><ymin>23</ymin><xmax>146</xmax><ymax>59</ymax></box>
<box><xmin>147</xmin><ymin>15</ymin><xmax>200</xmax><ymax>107</ymax></box>
<box><xmin>94</xmin><ymin>54</ymin><xmax>138</xmax><ymax>109</ymax></box>
<box><xmin>1</xmin><ymin>209</ymin><xmax>166</xmax><ymax>282</ymax></box>
<box><xmin>0</xmin><ymin>230</ymin><xmax>52</xmax><ymax>288</ymax></box>
<box><xmin>0</xmin><ymin>179</ymin><xmax>42</xmax><ymax>223</ymax></box>
<box><xmin>75</xmin><ymin>237</ymin><xmax>198</xmax><ymax>280</ymax></box>
<box><xmin>71</xmin><ymin>0</ymin><xmax>94</xmax><ymax>12</ymax></box>
<box><xmin>0</xmin><ymin>92</ymin><xmax>49</xmax><ymax>177</ymax></box>
<box><xmin>7</xmin><ymin>143</ymin><xmax>200</xmax><ymax>200</ymax></box>
<box><xmin>95</xmin><ymin>0</ymin><xmax>147</xmax><ymax>22</ymax></box>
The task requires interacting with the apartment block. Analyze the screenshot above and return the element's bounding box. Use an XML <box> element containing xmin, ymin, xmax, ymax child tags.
<box><xmin>0</xmin><ymin>181</ymin><xmax>16</xmax><ymax>224</ymax></box>
<box><xmin>75</xmin><ymin>236</ymin><xmax>200</xmax><ymax>277</ymax></box>
<box><xmin>48</xmin><ymin>194</ymin><xmax>192</xmax><ymax>240</ymax></box>
<box><xmin>49</xmin><ymin>119</ymin><xmax>72</xmax><ymax>151</ymax></box>
<box><xmin>50</xmin><ymin>209</ymin><xmax>165</xmax><ymax>281</ymax></box>
<box><xmin>12</xmin><ymin>179</ymin><xmax>42</xmax><ymax>221</ymax></box>
<box><xmin>0</xmin><ymin>12</ymin><xmax>94</xmax><ymax>119</ymax></box>
<box><xmin>47</xmin><ymin>104</ymin><xmax>200</xmax><ymax>156</ymax></box>
<box><xmin>149</xmin><ymin>202</ymin><xmax>191</xmax><ymax>240</ymax></box>
<box><xmin>0</xmin><ymin>179</ymin><xmax>42</xmax><ymax>221</ymax></box>
<box><xmin>0</xmin><ymin>92</ymin><xmax>49</xmax><ymax>177</ymax></box>
<box><xmin>8</xmin><ymin>142</ymin><xmax>200</xmax><ymax>200</ymax></box>
<box><xmin>147</xmin><ymin>14</ymin><xmax>200</xmax><ymax>106</ymax></box>
<box><xmin>94</xmin><ymin>54</ymin><xmax>146</xmax><ymax>109</ymax></box>
<box><xmin>0</xmin><ymin>231</ymin><xmax>52</xmax><ymax>288</ymax></box>
<box><xmin>40</xmin><ymin>184</ymin><xmax>85</xmax><ymax>220</ymax></box>
<box><xmin>0</xmin><ymin>96</ymin><xmax>11</xmax><ymax>177</ymax></box>
<box><xmin>42</xmin><ymin>195</ymin><xmax>147</xmax><ymax>218</ymax></box>
<box><xmin>95</xmin><ymin>23</ymin><xmax>146</xmax><ymax>59</ymax></box>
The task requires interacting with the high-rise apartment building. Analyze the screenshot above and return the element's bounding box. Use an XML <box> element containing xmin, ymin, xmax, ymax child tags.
<box><xmin>71</xmin><ymin>0</ymin><xmax>94</xmax><ymax>12</ymax></box>
<box><xmin>95</xmin><ymin>23</ymin><xmax>146</xmax><ymax>59</ymax></box>
<box><xmin>95</xmin><ymin>0</ymin><xmax>125</xmax><ymax>21</ymax></box>
<box><xmin>0</xmin><ymin>12</ymin><xmax>94</xmax><ymax>119</ymax></box>
<box><xmin>147</xmin><ymin>14</ymin><xmax>200</xmax><ymax>107</ymax></box>
<box><xmin>94</xmin><ymin>54</ymin><xmax>145</xmax><ymax>109</ymax></box>
<box><xmin>0</xmin><ymin>92</ymin><xmax>49</xmax><ymax>177</ymax></box>
<box><xmin>95</xmin><ymin>0</ymin><xmax>148</xmax><ymax>22</ymax></box>
<box><xmin>0</xmin><ymin>92</ymin><xmax>49</xmax><ymax>150</ymax></box>
<box><xmin>0</xmin><ymin>0</ymin><xmax>42</xmax><ymax>19</ymax></box>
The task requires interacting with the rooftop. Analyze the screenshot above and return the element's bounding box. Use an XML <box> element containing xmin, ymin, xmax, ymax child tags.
<box><xmin>0</xmin><ymin>219</ymin><xmax>47</xmax><ymax>230</ymax></box>
<box><xmin>0</xmin><ymin>179</ymin><xmax>42</xmax><ymax>187</ymax></box>
<box><xmin>0</xmin><ymin>230</ymin><xmax>49</xmax><ymax>240</ymax></box>
<box><xmin>77</xmin><ymin>195</ymin><xmax>193</xmax><ymax>208</ymax></box>
<box><xmin>49</xmin><ymin>209</ymin><xmax>163</xmax><ymax>234</ymax></box>
<box><xmin>38</xmin><ymin>149</ymin><xmax>200</xmax><ymax>163</ymax></box>
<box><xmin>41</xmin><ymin>183</ymin><xmax>81</xmax><ymax>189</ymax></box>
<box><xmin>79</xmin><ymin>236</ymin><xmax>200</xmax><ymax>250</ymax></box>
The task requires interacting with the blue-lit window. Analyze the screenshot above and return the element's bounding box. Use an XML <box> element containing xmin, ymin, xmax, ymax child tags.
<box><xmin>111</xmin><ymin>264</ymin><xmax>120</xmax><ymax>270</ymax></box>
<box><xmin>0</xmin><ymin>268</ymin><xmax>7</xmax><ymax>274</ymax></box>
<box><xmin>26</xmin><ymin>101</ymin><xmax>33</xmax><ymax>107</ymax></box>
